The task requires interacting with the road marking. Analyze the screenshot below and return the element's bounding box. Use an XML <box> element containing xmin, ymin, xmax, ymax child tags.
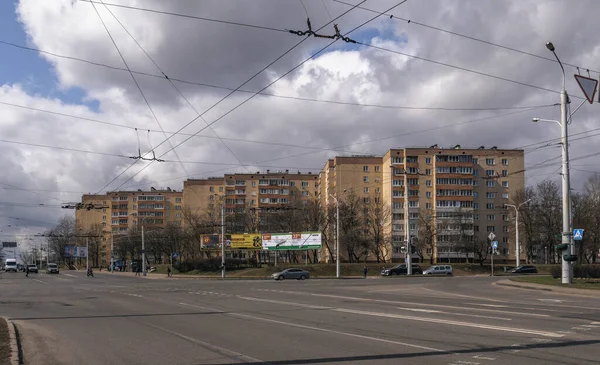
<box><xmin>333</xmin><ymin>308</ymin><xmax>563</xmax><ymax>338</ymax></box>
<box><xmin>178</xmin><ymin>302</ymin><xmax>448</xmax><ymax>353</ymax></box>
<box><xmin>591</xmin><ymin>322</ymin><xmax>600</xmax><ymax>325</ymax></box>
<box><xmin>421</xmin><ymin>288</ymin><xmax>504</xmax><ymax>302</ymax></box>
<box><xmin>581</xmin><ymin>325</ymin><xmax>599</xmax><ymax>328</ymax></box>
<box><xmin>465</xmin><ymin>303</ymin><xmax>507</xmax><ymax>308</ymax></box>
<box><xmin>531</xmin><ymin>338</ymin><xmax>553</xmax><ymax>343</ymax></box>
<box><xmin>538</xmin><ymin>299</ymin><xmax>566</xmax><ymax>303</ymax></box>
<box><xmin>473</xmin><ymin>355</ymin><xmax>496</xmax><ymax>360</ymax></box>
<box><xmin>33</xmin><ymin>279</ymin><xmax>48</xmax><ymax>284</ymax></box>
<box><xmin>63</xmin><ymin>273</ymin><xmax>76</xmax><ymax>277</ymax></box>
<box><xmin>237</xmin><ymin>296</ymin><xmax>332</xmax><ymax>309</ymax></box>
<box><xmin>403</xmin><ymin>308</ymin><xmax>442</xmax><ymax>313</ymax></box>
<box><xmin>142</xmin><ymin>321</ymin><xmax>264</xmax><ymax>363</ymax></box>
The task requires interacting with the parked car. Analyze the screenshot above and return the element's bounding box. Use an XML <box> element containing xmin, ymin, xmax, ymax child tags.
<box><xmin>46</xmin><ymin>263</ymin><xmax>60</xmax><ymax>274</ymax></box>
<box><xmin>381</xmin><ymin>264</ymin><xmax>423</xmax><ymax>276</ymax></box>
<box><xmin>272</xmin><ymin>268</ymin><xmax>310</xmax><ymax>280</ymax></box>
<box><xmin>511</xmin><ymin>265</ymin><xmax>537</xmax><ymax>274</ymax></box>
<box><xmin>27</xmin><ymin>264</ymin><xmax>39</xmax><ymax>273</ymax></box>
<box><xmin>423</xmin><ymin>265</ymin><xmax>453</xmax><ymax>275</ymax></box>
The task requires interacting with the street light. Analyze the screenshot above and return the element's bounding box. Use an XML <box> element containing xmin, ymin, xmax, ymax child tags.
<box><xmin>214</xmin><ymin>194</ymin><xmax>226</xmax><ymax>279</ymax></box>
<box><xmin>533</xmin><ymin>41</ymin><xmax>572</xmax><ymax>284</ymax></box>
<box><xmin>133</xmin><ymin>214</ymin><xmax>152</xmax><ymax>277</ymax></box>
<box><xmin>505</xmin><ymin>199</ymin><xmax>531</xmax><ymax>266</ymax></box>
<box><xmin>329</xmin><ymin>194</ymin><xmax>340</xmax><ymax>278</ymax></box>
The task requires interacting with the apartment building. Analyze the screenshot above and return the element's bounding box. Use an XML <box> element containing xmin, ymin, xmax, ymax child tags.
<box><xmin>319</xmin><ymin>146</ymin><xmax>524</xmax><ymax>264</ymax></box>
<box><xmin>76</xmin><ymin>188</ymin><xmax>184</xmax><ymax>266</ymax></box>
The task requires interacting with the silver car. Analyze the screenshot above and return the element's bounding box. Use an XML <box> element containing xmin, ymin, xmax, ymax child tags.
<box><xmin>423</xmin><ymin>265</ymin><xmax>453</xmax><ymax>275</ymax></box>
<box><xmin>272</xmin><ymin>268</ymin><xmax>310</xmax><ymax>280</ymax></box>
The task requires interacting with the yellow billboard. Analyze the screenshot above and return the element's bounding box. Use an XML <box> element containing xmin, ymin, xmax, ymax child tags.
<box><xmin>230</xmin><ymin>234</ymin><xmax>262</xmax><ymax>249</ymax></box>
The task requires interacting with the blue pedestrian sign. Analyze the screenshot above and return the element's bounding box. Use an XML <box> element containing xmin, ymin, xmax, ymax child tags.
<box><xmin>491</xmin><ymin>241</ymin><xmax>498</xmax><ymax>249</ymax></box>
<box><xmin>573</xmin><ymin>229</ymin><xmax>584</xmax><ymax>241</ymax></box>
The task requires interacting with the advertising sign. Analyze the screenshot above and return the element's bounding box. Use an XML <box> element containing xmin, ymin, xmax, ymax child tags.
<box><xmin>262</xmin><ymin>232</ymin><xmax>322</xmax><ymax>250</ymax></box>
<box><xmin>230</xmin><ymin>234</ymin><xmax>262</xmax><ymax>249</ymax></box>
<box><xmin>200</xmin><ymin>235</ymin><xmax>231</xmax><ymax>249</ymax></box>
<box><xmin>2</xmin><ymin>241</ymin><xmax>17</xmax><ymax>248</ymax></box>
<box><xmin>64</xmin><ymin>246</ymin><xmax>77</xmax><ymax>257</ymax></box>
<box><xmin>76</xmin><ymin>247</ymin><xmax>88</xmax><ymax>258</ymax></box>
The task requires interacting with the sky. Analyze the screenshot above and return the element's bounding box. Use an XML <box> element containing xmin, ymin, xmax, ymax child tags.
<box><xmin>1</xmin><ymin>0</ymin><xmax>599</xmax><ymax>251</ymax></box>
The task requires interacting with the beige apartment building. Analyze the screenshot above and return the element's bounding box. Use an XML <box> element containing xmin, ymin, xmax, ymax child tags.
<box><xmin>76</xmin><ymin>187</ymin><xmax>184</xmax><ymax>266</ymax></box>
<box><xmin>320</xmin><ymin>146</ymin><xmax>525</xmax><ymax>264</ymax></box>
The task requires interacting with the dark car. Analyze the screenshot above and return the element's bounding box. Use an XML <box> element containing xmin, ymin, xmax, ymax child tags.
<box><xmin>511</xmin><ymin>265</ymin><xmax>537</xmax><ymax>274</ymax></box>
<box><xmin>381</xmin><ymin>264</ymin><xmax>423</xmax><ymax>276</ymax></box>
<box><xmin>271</xmin><ymin>268</ymin><xmax>310</xmax><ymax>280</ymax></box>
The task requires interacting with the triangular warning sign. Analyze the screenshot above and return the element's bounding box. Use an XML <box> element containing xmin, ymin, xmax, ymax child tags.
<box><xmin>574</xmin><ymin>74</ymin><xmax>597</xmax><ymax>104</ymax></box>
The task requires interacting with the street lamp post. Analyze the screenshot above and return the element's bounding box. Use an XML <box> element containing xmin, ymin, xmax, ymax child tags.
<box><xmin>138</xmin><ymin>216</ymin><xmax>150</xmax><ymax>277</ymax></box>
<box><xmin>532</xmin><ymin>41</ymin><xmax>572</xmax><ymax>284</ymax></box>
<box><xmin>214</xmin><ymin>194</ymin><xmax>226</xmax><ymax>279</ymax></box>
<box><xmin>506</xmin><ymin>199</ymin><xmax>531</xmax><ymax>267</ymax></box>
<box><xmin>329</xmin><ymin>194</ymin><xmax>340</xmax><ymax>278</ymax></box>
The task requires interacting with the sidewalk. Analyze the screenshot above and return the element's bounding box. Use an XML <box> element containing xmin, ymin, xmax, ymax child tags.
<box><xmin>95</xmin><ymin>270</ymin><xmax>374</xmax><ymax>280</ymax></box>
<box><xmin>495</xmin><ymin>279</ymin><xmax>600</xmax><ymax>297</ymax></box>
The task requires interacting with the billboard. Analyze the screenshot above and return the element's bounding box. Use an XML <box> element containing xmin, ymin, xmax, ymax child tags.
<box><xmin>262</xmin><ymin>232</ymin><xmax>322</xmax><ymax>250</ymax></box>
<box><xmin>77</xmin><ymin>247</ymin><xmax>88</xmax><ymax>258</ymax></box>
<box><xmin>64</xmin><ymin>246</ymin><xmax>77</xmax><ymax>257</ymax></box>
<box><xmin>200</xmin><ymin>235</ymin><xmax>230</xmax><ymax>250</ymax></box>
<box><xmin>2</xmin><ymin>242</ymin><xmax>17</xmax><ymax>248</ymax></box>
<box><xmin>230</xmin><ymin>234</ymin><xmax>262</xmax><ymax>249</ymax></box>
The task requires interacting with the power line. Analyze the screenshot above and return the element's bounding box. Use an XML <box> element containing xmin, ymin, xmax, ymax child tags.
<box><xmin>0</xmin><ymin>41</ymin><xmax>557</xmax><ymax>112</ymax></box>
<box><xmin>78</xmin><ymin>0</ymin><xmax>290</xmax><ymax>34</ymax></box>
<box><xmin>90</xmin><ymin>0</ymin><xmax>188</xmax><ymax>172</ymax></box>
<box><xmin>0</xmin><ymin>138</ymin><xmax>130</xmax><ymax>158</ymax></box>
<box><xmin>95</xmin><ymin>0</ymin><xmax>373</xmax><ymax>193</ymax></box>
<box><xmin>333</xmin><ymin>0</ymin><xmax>600</xmax><ymax>75</ymax></box>
<box><xmin>98</xmin><ymin>1</ymin><xmax>249</xmax><ymax>173</ymax></box>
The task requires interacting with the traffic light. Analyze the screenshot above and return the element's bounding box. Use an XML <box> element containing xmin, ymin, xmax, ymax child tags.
<box><xmin>563</xmin><ymin>254</ymin><xmax>578</xmax><ymax>262</ymax></box>
<box><xmin>555</xmin><ymin>244</ymin><xmax>569</xmax><ymax>251</ymax></box>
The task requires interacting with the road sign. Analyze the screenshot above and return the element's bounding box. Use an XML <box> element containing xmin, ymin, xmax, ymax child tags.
<box><xmin>488</xmin><ymin>232</ymin><xmax>496</xmax><ymax>241</ymax></box>
<box><xmin>574</xmin><ymin>74</ymin><xmax>598</xmax><ymax>104</ymax></box>
<box><xmin>491</xmin><ymin>241</ymin><xmax>498</xmax><ymax>249</ymax></box>
<box><xmin>573</xmin><ymin>229</ymin><xmax>584</xmax><ymax>241</ymax></box>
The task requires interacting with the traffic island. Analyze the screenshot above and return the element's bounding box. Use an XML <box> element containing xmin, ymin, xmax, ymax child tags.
<box><xmin>0</xmin><ymin>317</ymin><xmax>20</xmax><ymax>365</ymax></box>
<box><xmin>495</xmin><ymin>277</ymin><xmax>600</xmax><ymax>296</ymax></box>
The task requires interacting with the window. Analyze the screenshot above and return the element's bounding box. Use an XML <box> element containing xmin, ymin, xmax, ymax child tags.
<box><xmin>391</xmin><ymin>156</ymin><xmax>404</xmax><ymax>164</ymax></box>
<box><xmin>502</xmin><ymin>214</ymin><xmax>509</xmax><ymax>221</ymax></box>
<box><xmin>219</xmin><ymin>187</ymin><xmax>223</xmax><ymax>192</ymax></box>
<box><xmin>473</xmin><ymin>192</ymin><xmax>479</xmax><ymax>198</ymax></box>
<box><xmin>407</xmin><ymin>167</ymin><xmax>420</xmax><ymax>174</ymax></box>
<box><xmin>393</xmin><ymin>190</ymin><xmax>404</xmax><ymax>197</ymax></box>
<box><xmin>409</xmin><ymin>224</ymin><xmax>417</xmax><ymax>230</ymax></box>
<box><xmin>375</xmin><ymin>187</ymin><xmax>380</xmax><ymax>193</ymax></box>
<box><xmin>392</xmin><ymin>180</ymin><xmax>404</xmax><ymax>186</ymax></box>
<box><xmin>363</xmin><ymin>176</ymin><xmax>369</xmax><ymax>183</ymax></box>
<box><xmin>408</xmin><ymin>201</ymin><xmax>419</xmax><ymax>208</ymax></box>
<box><xmin>486</xmin><ymin>192</ymin><xmax>496</xmax><ymax>199</ymax></box>
<box><xmin>409</xmin><ymin>212</ymin><xmax>419</xmax><ymax>219</ymax></box>
<box><xmin>406</xmin><ymin>156</ymin><xmax>418</xmax><ymax>163</ymax></box>
<box><xmin>486</xmin><ymin>203</ymin><xmax>495</xmax><ymax>209</ymax></box>
<box><xmin>407</xmin><ymin>178</ymin><xmax>419</xmax><ymax>185</ymax></box>
<box><xmin>363</xmin><ymin>166</ymin><xmax>369</xmax><ymax>172</ymax></box>
<box><xmin>175</xmin><ymin>197</ymin><xmax>182</xmax><ymax>203</ymax></box>
<box><xmin>486</xmin><ymin>158</ymin><xmax>495</xmax><ymax>165</ymax></box>
<box><xmin>486</xmin><ymin>226</ymin><xmax>495</xmax><ymax>232</ymax></box>
<box><xmin>501</xmin><ymin>170</ymin><xmax>508</xmax><ymax>177</ymax></box>
<box><xmin>486</xmin><ymin>181</ymin><xmax>496</xmax><ymax>187</ymax></box>
<box><xmin>502</xmin><ymin>181</ymin><xmax>508</xmax><ymax>188</ymax></box>
<box><xmin>409</xmin><ymin>190</ymin><xmax>419</xmax><ymax>196</ymax></box>
<box><xmin>473</xmin><ymin>180</ymin><xmax>478</xmax><ymax>186</ymax></box>
<box><xmin>426</xmin><ymin>203</ymin><xmax>432</xmax><ymax>209</ymax></box>
<box><xmin>426</xmin><ymin>191</ymin><xmax>432</xmax><ymax>198</ymax></box>
<box><xmin>102</xmin><ymin>216</ymin><xmax>106</xmax><ymax>221</ymax></box>
<box><xmin>252</xmin><ymin>181</ymin><xmax>257</xmax><ymax>187</ymax></box>
<box><xmin>426</xmin><ymin>169</ymin><xmax>431</xmax><ymax>175</ymax></box>
<box><xmin>363</xmin><ymin>197</ymin><xmax>370</xmax><ymax>204</ymax></box>
<box><xmin>425</xmin><ymin>157</ymin><xmax>431</xmax><ymax>164</ymax></box>
<box><xmin>473</xmin><ymin>158</ymin><xmax>478</xmax><ymax>164</ymax></box>
<box><xmin>474</xmin><ymin>202</ymin><xmax>479</xmax><ymax>209</ymax></box>
<box><xmin>474</xmin><ymin>214</ymin><xmax>479</xmax><ymax>220</ymax></box>
<box><xmin>103</xmin><ymin>208</ymin><xmax>107</xmax><ymax>213</ymax></box>
<box><xmin>392</xmin><ymin>213</ymin><xmax>404</xmax><ymax>220</ymax></box>
<box><xmin>486</xmin><ymin>170</ymin><xmax>495</xmax><ymax>176</ymax></box>
<box><xmin>392</xmin><ymin>202</ymin><xmax>403</xmax><ymax>209</ymax></box>
<box><xmin>503</xmin><ymin>237</ymin><xmax>509</xmax><ymax>244</ymax></box>
<box><xmin>364</xmin><ymin>187</ymin><xmax>369</xmax><ymax>193</ymax></box>
<box><xmin>393</xmin><ymin>224</ymin><xmax>404</xmax><ymax>232</ymax></box>
<box><xmin>175</xmin><ymin>213</ymin><xmax>182</xmax><ymax>218</ymax></box>
<box><xmin>474</xmin><ymin>169</ymin><xmax>479</xmax><ymax>176</ymax></box>
<box><xmin>301</xmin><ymin>181</ymin><xmax>309</xmax><ymax>187</ymax></box>
<box><xmin>251</xmin><ymin>200</ymin><xmax>256</xmax><ymax>205</ymax></box>
<box><xmin>375</xmin><ymin>166</ymin><xmax>380</xmax><ymax>172</ymax></box>
<box><xmin>474</xmin><ymin>225</ymin><xmax>479</xmax><ymax>232</ymax></box>
<box><xmin>502</xmin><ymin>158</ymin><xmax>508</xmax><ymax>165</ymax></box>
<box><xmin>302</xmin><ymin>191</ymin><xmax>309</xmax><ymax>196</ymax></box>
<box><xmin>209</xmin><ymin>195</ymin><xmax>214</xmax><ymax>201</ymax></box>
<box><xmin>132</xmin><ymin>197</ymin><xmax>137</xmax><ymax>202</ymax></box>
<box><xmin>487</xmin><ymin>214</ymin><xmax>495</xmax><ymax>220</ymax></box>
<box><xmin>133</xmin><ymin>205</ymin><xmax>136</xmax><ymax>210</ymax></box>
<box><xmin>502</xmin><ymin>193</ymin><xmax>509</xmax><ymax>199</ymax></box>
<box><xmin>119</xmin><ymin>196</ymin><xmax>128</xmax><ymax>201</ymax></box>
<box><xmin>426</xmin><ymin>180</ymin><xmax>432</xmax><ymax>187</ymax></box>
<box><xmin>503</xmin><ymin>226</ymin><xmax>509</xmax><ymax>232</ymax></box>
<box><xmin>436</xmin><ymin>167</ymin><xmax>473</xmax><ymax>174</ymax></box>
<box><xmin>210</xmin><ymin>186</ymin><xmax>214</xmax><ymax>192</ymax></box>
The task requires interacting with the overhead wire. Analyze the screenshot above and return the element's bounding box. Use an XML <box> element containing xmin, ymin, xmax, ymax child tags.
<box><xmin>99</xmin><ymin>1</ymin><xmax>250</xmax><ymax>173</ymax></box>
<box><xmin>90</xmin><ymin>0</ymin><xmax>187</xmax><ymax>172</ymax></box>
<box><xmin>332</xmin><ymin>0</ymin><xmax>600</xmax><ymax>75</ymax></box>
<box><xmin>97</xmin><ymin>0</ymin><xmax>375</xmax><ymax>193</ymax></box>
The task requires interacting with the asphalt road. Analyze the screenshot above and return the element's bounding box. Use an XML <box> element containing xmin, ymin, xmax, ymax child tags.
<box><xmin>1</xmin><ymin>271</ymin><xmax>599</xmax><ymax>365</ymax></box>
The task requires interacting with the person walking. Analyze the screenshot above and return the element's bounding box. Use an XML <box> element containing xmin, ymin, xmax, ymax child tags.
<box><xmin>167</xmin><ymin>267</ymin><xmax>172</xmax><ymax>278</ymax></box>
<box><xmin>25</xmin><ymin>265</ymin><xmax>29</xmax><ymax>278</ymax></box>
<box><xmin>135</xmin><ymin>266</ymin><xmax>141</xmax><ymax>277</ymax></box>
<box><xmin>363</xmin><ymin>266</ymin><xmax>368</xmax><ymax>279</ymax></box>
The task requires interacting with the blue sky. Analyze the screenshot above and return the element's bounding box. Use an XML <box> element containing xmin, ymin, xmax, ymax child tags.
<box><xmin>0</xmin><ymin>1</ymin><xmax>98</xmax><ymax>110</ymax></box>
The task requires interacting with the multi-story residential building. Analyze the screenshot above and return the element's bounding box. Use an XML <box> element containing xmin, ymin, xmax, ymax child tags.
<box><xmin>76</xmin><ymin>187</ymin><xmax>183</xmax><ymax>266</ymax></box>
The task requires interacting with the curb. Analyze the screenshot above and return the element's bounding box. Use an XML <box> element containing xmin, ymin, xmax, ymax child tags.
<box><xmin>2</xmin><ymin>317</ymin><xmax>20</xmax><ymax>365</ymax></box>
<box><xmin>494</xmin><ymin>279</ymin><xmax>600</xmax><ymax>297</ymax></box>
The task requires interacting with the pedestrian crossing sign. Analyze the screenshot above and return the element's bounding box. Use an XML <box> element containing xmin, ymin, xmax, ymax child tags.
<box><xmin>573</xmin><ymin>229</ymin><xmax>584</xmax><ymax>241</ymax></box>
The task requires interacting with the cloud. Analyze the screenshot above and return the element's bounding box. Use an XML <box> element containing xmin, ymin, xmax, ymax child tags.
<box><xmin>1</xmin><ymin>0</ymin><xmax>599</xmax><ymax>241</ymax></box>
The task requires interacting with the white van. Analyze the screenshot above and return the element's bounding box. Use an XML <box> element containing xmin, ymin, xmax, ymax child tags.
<box><xmin>4</xmin><ymin>259</ymin><xmax>18</xmax><ymax>272</ymax></box>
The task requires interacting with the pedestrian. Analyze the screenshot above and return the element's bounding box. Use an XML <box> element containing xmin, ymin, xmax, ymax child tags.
<box><xmin>167</xmin><ymin>267</ymin><xmax>172</xmax><ymax>277</ymax></box>
<box><xmin>363</xmin><ymin>266</ymin><xmax>367</xmax><ymax>279</ymax></box>
<box><xmin>135</xmin><ymin>266</ymin><xmax>141</xmax><ymax>276</ymax></box>
<box><xmin>25</xmin><ymin>265</ymin><xmax>29</xmax><ymax>278</ymax></box>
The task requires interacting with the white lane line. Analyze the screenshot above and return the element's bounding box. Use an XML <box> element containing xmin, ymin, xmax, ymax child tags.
<box><xmin>281</xmin><ymin>292</ymin><xmax>550</xmax><ymax>318</ymax></box>
<box><xmin>403</xmin><ymin>308</ymin><xmax>441</xmax><ymax>313</ymax></box>
<box><xmin>142</xmin><ymin>321</ymin><xmax>264</xmax><ymax>363</ymax></box>
<box><xmin>473</xmin><ymin>355</ymin><xmax>496</xmax><ymax>360</ymax></box>
<box><xmin>63</xmin><ymin>273</ymin><xmax>76</xmax><ymax>277</ymax></box>
<box><xmin>334</xmin><ymin>308</ymin><xmax>563</xmax><ymax>338</ymax></box>
<box><xmin>538</xmin><ymin>299</ymin><xmax>566</xmax><ymax>303</ymax></box>
<box><xmin>421</xmin><ymin>288</ymin><xmax>504</xmax><ymax>303</ymax></box>
<box><xmin>581</xmin><ymin>325</ymin><xmax>599</xmax><ymax>328</ymax></box>
<box><xmin>398</xmin><ymin>308</ymin><xmax>509</xmax><ymax>321</ymax></box>
<box><xmin>591</xmin><ymin>322</ymin><xmax>600</xmax><ymax>325</ymax></box>
<box><xmin>178</xmin><ymin>302</ymin><xmax>448</xmax><ymax>353</ymax></box>
<box><xmin>465</xmin><ymin>303</ymin><xmax>508</xmax><ymax>308</ymax></box>
<box><xmin>237</xmin><ymin>296</ymin><xmax>332</xmax><ymax>310</ymax></box>
<box><xmin>33</xmin><ymin>279</ymin><xmax>48</xmax><ymax>284</ymax></box>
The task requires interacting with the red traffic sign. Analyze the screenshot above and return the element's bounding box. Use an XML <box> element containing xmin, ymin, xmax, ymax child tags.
<box><xmin>574</xmin><ymin>74</ymin><xmax>598</xmax><ymax>104</ymax></box>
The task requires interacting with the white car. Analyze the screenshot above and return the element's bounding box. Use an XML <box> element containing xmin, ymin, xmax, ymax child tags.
<box><xmin>423</xmin><ymin>265</ymin><xmax>453</xmax><ymax>275</ymax></box>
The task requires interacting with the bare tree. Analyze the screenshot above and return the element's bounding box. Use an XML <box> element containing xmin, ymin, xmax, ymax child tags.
<box><xmin>531</xmin><ymin>180</ymin><xmax>562</xmax><ymax>264</ymax></box>
<box><xmin>472</xmin><ymin>236</ymin><xmax>489</xmax><ymax>266</ymax></box>
<box><xmin>364</xmin><ymin>197</ymin><xmax>391</xmax><ymax>263</ymax></box>
<box><xmin>339</xmin><ymin>190</ymin><xmax>369</xmax><ymax>263</ymax></box>
<box><xmin>47</xmin><ymin>215</ymin><xmax>77</xmax><ymax>264</ymax></box>
<box><xmin>511</xmin><ymin>187</ymin><xmax>537</xmax><ymax>263</ymax></box>
<box><xmin>417</xmin><ymin>209</ymin><xmax>436</xmax><ymax>264</ymax></box>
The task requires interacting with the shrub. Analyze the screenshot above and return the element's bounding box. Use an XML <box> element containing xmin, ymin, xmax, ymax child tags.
<box><xmin>175</xmin><ymin>257</ymin><xmax>258</xmax><ymax>273</ymax></box>
<box><xmin>574</xmin><ymin>265</ymin><xmax>600</xmax><ymax>279</ymax></box>
<box><xmin>550</xmin><ymin>266</ymin><xmax>561</xmax><ymax>279</ymax></box>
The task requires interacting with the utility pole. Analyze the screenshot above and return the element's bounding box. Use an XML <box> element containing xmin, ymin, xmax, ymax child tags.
<box><xmin>221</xmin><ymin>202</ymin><xmax>225</xmax><ymax>279</ymax></box>
<box><xmin>403</xmin><ymin>171</ymin><xmax>412</xmax><ymax>275</ymax></box>
<box><xmin>329</xmin><ymin>194</ymin><xmax>340</xmax><ymax>278</ymax></box>
<box><xmin>86</xmin><ymin>237</ymin><xmax>89</xmax><ymax>272</ymax></box>
<box><xmin>141</xmin><ymin>220</ymin><xmax>146</xmax><ymax>276</ymax></box>
<box><xmin>506</xmin><ymin>199</ymin><xmax>531</xmax><ymax>267</ymax></box>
